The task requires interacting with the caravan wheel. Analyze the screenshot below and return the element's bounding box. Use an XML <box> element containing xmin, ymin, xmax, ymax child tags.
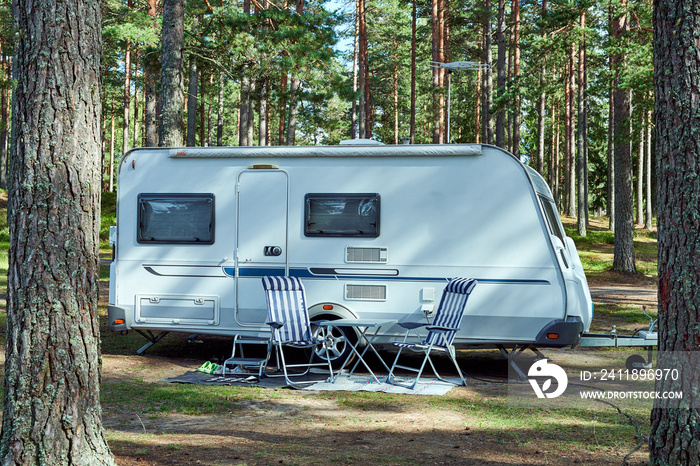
<box><xmin>310</xmin><ymin>321</ymin><xmax>356</xmax><ymax>369</ymax></box>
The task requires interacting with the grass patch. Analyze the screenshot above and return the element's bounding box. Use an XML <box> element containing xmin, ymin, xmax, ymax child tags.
<box><xmin>101</xmin><ymin>379</ymin><xmax>268</xmax><ymax>415</ymax></box>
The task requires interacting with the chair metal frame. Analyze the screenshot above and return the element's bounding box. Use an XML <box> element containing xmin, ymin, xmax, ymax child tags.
<box><xmin>260</xmin><ymin>276</ymin><xmax>333</xmax><ymax>388</ymax></box>
<box><xmin>386</xmin><ymin>278</ymin><xmax>477</xmax><ymax>389</ymax></box>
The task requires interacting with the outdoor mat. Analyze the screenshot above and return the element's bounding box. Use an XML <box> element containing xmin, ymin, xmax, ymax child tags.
<box><xmin>302</xmin><ymin>374</ymin><xmax>458</xmax><ymax>396</ymax></box>
<box><xmin>161</xmin><ymin>370</ymin><xmax>457</xmax><ymax>394</ymax></box>
<box><xmin>160</xmin><ymin>370</ymin><xmax>327</xmax><ymax>389</ymax></box>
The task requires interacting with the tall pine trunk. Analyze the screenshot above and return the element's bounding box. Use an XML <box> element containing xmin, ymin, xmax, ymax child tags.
<box><xmin>611</xmin><ymin>2</ymin><xmax>636</xmax><ymax>273</ymax></box>
<box><xmin>576</xmin><ymin>12</ymin><xmax>587</xmax><ymax>236</ymax></box>
<box><xmin>186</xmin><ymin>57</ymin><xmax>198</xmax><ymax>146</ymax></box>
<box><xmin>0</xmin><ymin>0</ymin><xmax>115</xmax><ymax>463</ymax></box>
<box><xmin>495</xmin><ymin>0</ymin><xmax>506</xmax><ymax>148</ymax></box>
<box><xmin>481</xmin><ymin>0</ymin><xmax>493</xmax><ymax>144</ymax></box>
<box><xmin>650</xmin><ymin>0</ymin><xmax>700</xmax><ymax>459</ymax></box>
<box><xmin>410</xmin><ymin>0</ymin><xmax>417</xmax><ymax>143</ymax></box>
<box><xmin>159</xmin><ymin>0</ymin><xmax>185</xmax><ymax>147</ymax></box>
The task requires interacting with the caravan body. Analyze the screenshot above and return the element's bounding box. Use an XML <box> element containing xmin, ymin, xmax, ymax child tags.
<box><xmin>108</xmin><ymin>143</ymin><xmax>592</xmax><ymax>356</ymax></box>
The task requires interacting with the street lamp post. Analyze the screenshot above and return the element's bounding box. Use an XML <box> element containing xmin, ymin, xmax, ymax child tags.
<box><xmin>428</xmin><ymin>61</ymin><xmax>490</xmax><ymax>143</ymax></box>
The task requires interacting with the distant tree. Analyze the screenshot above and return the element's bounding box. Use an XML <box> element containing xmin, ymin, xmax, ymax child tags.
<box><xmin>0</xmin><ymin>0</ymin><xmax>115</xmax><ymax>463</ymax></box>
<box><xmin>649</xmin><ymin>0</ymin><xmax>700</xmax><ymax>460</ymax></box>
<box><xmin>611</xmin><ymin>0</ymin><xmax>636</xmax><ymax>273</ymax></box>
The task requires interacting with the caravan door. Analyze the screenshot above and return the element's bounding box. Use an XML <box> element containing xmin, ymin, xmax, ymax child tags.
<box><xmin>235</xmin><ymin>169</ymin><xmax>289</xmax><ymax>324</ymax></box>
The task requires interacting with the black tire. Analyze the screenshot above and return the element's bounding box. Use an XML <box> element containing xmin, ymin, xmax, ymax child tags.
<box><xmin>310</xmin><ymin>320</ymin><xmax>357</xmax><ymax>370</ymax></box>
<box><xmin>625</xmin><ymin>354</ymin><xmax>648</xmax><ymax>371</ymax></box>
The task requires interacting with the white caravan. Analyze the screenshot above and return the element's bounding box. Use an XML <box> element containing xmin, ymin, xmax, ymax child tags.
<box><xmin>108</xmin><ymin>142</ymin><xmax>593</xmax><ymax>360</ymax></box>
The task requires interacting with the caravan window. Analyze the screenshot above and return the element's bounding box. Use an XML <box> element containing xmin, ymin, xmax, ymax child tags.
<box><xmin>138</xmin><ymin>194</ymin><xmax>214</xmax><ymax>244</ymax></box>
<box><xmin>539</xmin><ymin>196</ymin><xmax>566</xmax><ymax>247</ymax></box>
<box><xmin>304</xmin><ymin>193</ymin><xmax>380</xmax><ymax>237</ymax></box>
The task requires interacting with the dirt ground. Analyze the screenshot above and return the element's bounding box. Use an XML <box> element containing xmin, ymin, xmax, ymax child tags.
<box><xmin>100</xmin><ymin>284</ymin><xmax>657</xmax><ymax>466</ymax></box>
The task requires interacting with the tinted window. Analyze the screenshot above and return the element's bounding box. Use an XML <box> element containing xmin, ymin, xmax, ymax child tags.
<box><xmin>305</xmin><ymin>193</ymin><xmax>380</xmax><ymax>237</ymax></box>
<box><xmin>540</xmin><ymin>196</ymin><xmax>566</xmax><ymax>246</ymax></box>
<box><xmin>138</xmin><ymin>194</ymin><xmax>214</xmax><ymax>244</ymax></box>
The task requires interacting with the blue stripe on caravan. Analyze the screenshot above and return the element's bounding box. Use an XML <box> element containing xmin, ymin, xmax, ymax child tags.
<box><xmin>226</xmin><ymin>266</ymin><xmax>550</xmax><ymax>285</ymax></box>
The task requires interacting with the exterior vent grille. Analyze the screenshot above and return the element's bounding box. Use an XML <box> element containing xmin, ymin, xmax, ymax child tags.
<box><xmin>345</xmin><ymin>284</ymin><xmax>387</xmax><ymax>301</ymax></box>
<box><xmin>346</xmin><ymin>246</ymin><xmax>388</xmax><ymax>263</ymax></box>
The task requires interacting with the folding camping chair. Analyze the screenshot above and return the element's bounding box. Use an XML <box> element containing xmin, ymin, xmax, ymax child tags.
<box><xmin>386</xmin><ymin>278</ymin><xmax>477</xmax><ymax>389</ymax></box>
<box><xmin>261</xmin><ymin>276</ymin><xmax>334</xmax><ymax>388</ymax></box>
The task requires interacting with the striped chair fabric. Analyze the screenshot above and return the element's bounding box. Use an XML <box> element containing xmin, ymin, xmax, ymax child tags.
<box><xmin>387</xmin><ymin>277</ymin><xmax>477</xmax><ymax>389</ymax></box>
<box><xmin>262</xmin><ymin>276</ymin><xmax>313</xmax><ymax>345</ymax></box>
<box><xmin>425</xmin><ymin>277</ymin><xmax>478</xmax><ymax>347</ymax></box>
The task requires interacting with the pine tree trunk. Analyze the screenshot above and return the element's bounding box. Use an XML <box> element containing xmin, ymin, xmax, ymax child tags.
<box><xmin>199</xmin><ymin>69</ymin><xmax>206</xmax><ymax>147</ymax></box>
<box><xmin>144</xmin><ymin>0</ymin><xmax>159</xmax><ymax>147</ymax></box>
<box><xmin>536</xmin><ymin>0</ymin><xmax>547</xmax><ymax>176</ymax></box>
<box><xmin>278</xmin><ymin>72</ymin><xmax>288</xmax><ymax>145</ymax></box>
<box><xmin>608</xmin><ymin>84</ymin><xmax>615</xmax><ymax>231</ymax></box>
<box><xmin>611</xmin><ymin>2</ymin><xmax>636</xmax><ymax>273</ymax></box>
<box><xmin>645</xmin><ymin>104</ymin><xmax>652</xmax><ymax>229</ymax></box>
<box><xmin>133</xmin><ymin>47</ymin><xmax>140</xmax><ymax>147</ymax></box>
<box><xmin>259</xmin><ymin>77</ymin><xmax>269</xmax><ymax>146</ymax></box>
<box><xmin>650</xmin><ymin>0</ymin><xmax>700</xmax><ymax>458</ymax></box>
<box><xmin>286</xmin><ymin>78</ymin><xmax>299</xmax><ymax>145</ymax></box>
<box><xmin>239</xmin><ymin>76</ymin><xmax>250</xmax><ymax>146</ymax></box>
<box><xmin>564</xmin><ymin>59</ymin><xmax>572</xmax><ymax>214</ymax></box>
<box><xmin>511</xmin><ymin>0</ymin><xmax>521</xmax><ymax>157</ymax></box>
<box><xmin>410</xmin><ymin>0</ymin><xmax>417</xmax><ymax>143</ymax></box>
<box><xmin>576</xmin><ymin>12</ymin><xmax>587</xmax><ymax>236</ymax></box>
<box><xmin>0</xmin><ymin>1</ymin><xmax>115</xmax><ymax>463</ymax></box>
<box><xmin>637</xmin><ymin>114</ymin><xmax>645</xmax><ymax>225</ymax></box>
<box><xmin>186</xmin><ymin>57</ymin><xmax>198</xmax><ymax>146</ymax></box>
<box><xmin>217</xmin><ymin>71</ymin><xmax>225</xmax><ymax>146</ymax></box>
<box><xmin>286</xmin><ymin>0</ymin><xmax>305</xmax><ymax>144</ymax></box>
<box><xmin>481</xmin><ymin>0</ymin><xmax>493</xmax><ymax>145</ymax></box>
<box><xmin>0</xmin><ymin>59</ymin><xmax>8</xmax><ymax>189</ymax></box>
<box><xmin>567</xmin><ymin>44</ymin><xmax>576</xmax><ymax>217</ymax></box>
<box><xmin>109</xmin><ymin>99</ymin><xmax>116</xmax><ymax>192</ymax></box>
<box><xmin>123</xmin><ymin>38</ymin><xmax>131</xmax><ymax>154</ymax></box>
<box><xmin>495</xmin><ymin>0</ymin><xmax>506</xmax><ymax>149</ymax></box>
<box><xmin>352</xmin><ymin>17</ymin><xmax>359</xmax><ymax>140</ymax></box>
<box><xmin>159</xmin><ymin>0</ymin><xmax>185</xmax><ymax>147</ymax></box>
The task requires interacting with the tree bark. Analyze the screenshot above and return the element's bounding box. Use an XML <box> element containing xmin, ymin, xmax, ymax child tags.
<box><xmin>576</xmin><ymin>12</ymin><xmax>587</xmax><ymax>236</ymax></box>
<box><xmin>109</xmin><ymin>99</ymin><xmax>116</xmax><ymax>192</ymax></box>
<box><xmin>286</xmin><ymin>0</ymin><xmax>305</xmax><ymax>144</ymax></box>
<box><xmin>0</xmin><ymin>53</ymin><xmax>8</xmax><ymax>190</ymax></box>
<box><xmin>133</xmin><ymin>47</ymin><xmax>140</xmax><ymax>147</ymax></box>
<box><xmin>650</xmin><ymin>0</ymin><xmax>700</xmax><ymax>459</ymax></box>
<box><xmin>259</xmin><ymin>77</ymin><xmax>270</xmax><ymax>146</ymax></box>
<box><xmin>1</xmin><ymin>0</ymin><xmax>115</xmax><ymax>463</ymax></box>
<box><xmin>144</xmin><ymin>0</ymin><xmax>159</xmax><ymax>147</ymax></box>
<box><xmin>536</xmin><ymin>0</ymin><xmax>548</xmax><ymax>176</ymax></box>
<box><xmin>566</xmin><ymin>43</ymin><xmax>576</xmax><ymax>217</ymax></box>
<box><xmin>645</xmin><ymin>104</ymin><xmax>652</xmax><ymax>229</ymax></box>
<box><xmin>481</xmin><ymin>0</ymin><xmax>493</xmax><ymax>145</ymax></box>
<box><xmin>608</xmin><ymin>82</ymin><xmax>615</xmax><ymax>231</ymax></box>
<box><xmin>637</xmin><ymin>112</ymin><xmax>645</xmax><ymax>225</ymax></box>
<box><xmin>410</xmin><ymin>0</ymin><xmax>417</xmax><ymax>143</ymax></box>
<box><xmin>511</xmin><ymin>0</ymin><xmax>521</xmax><ymax>157</ymax></box>
<box><xmin>278</xmin><ymin>72</ymin><xmax>288</xmax><ymax>145</ymax></box>
<box><xmin>123</xmin><ymin>1</ymin><xmax>132</xmax><ymax>155</ymax></box>
<box><xmin>239</xmin><ymin>75</ymin><xmax>250</xmax><ymax>146</ymax></box>
<box><xmin>495</xmin><ymin>0</ymin><xmax>506</xmax><ymax>149</ymax></box>
<box><xmin>611</xmin><ymin>1</ymin><xmax>636</xmax><ymax>273</ymax></box>
<box><xmin>217</xmin><ymin>71</ymin><xmax>224</xmax><ymax>146</ymax></box>
<box><xmin>186</xmin><ymin>57</ymin><xmax>198</xmax><ymax>146</ymax></box>
<box><xmin>159</xmin><ymin>0</ymin><xmax>185</xmax><ymax>147</ymax></box>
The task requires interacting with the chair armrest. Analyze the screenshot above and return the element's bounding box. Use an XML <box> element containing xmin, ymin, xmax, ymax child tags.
<box><xmin>426</xmin><ymin>326</ymin><xmax>459</xmax><ymax>332</ymax></box>
<box><xmin>397</xmin><ymin>322</ymin><xmax>429</xmax><ymax>330</ymax></box>
<box><xmin>266</xmin><ymin>321</ymin><xmax>284</xmax><ymax>329</ymax></box>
